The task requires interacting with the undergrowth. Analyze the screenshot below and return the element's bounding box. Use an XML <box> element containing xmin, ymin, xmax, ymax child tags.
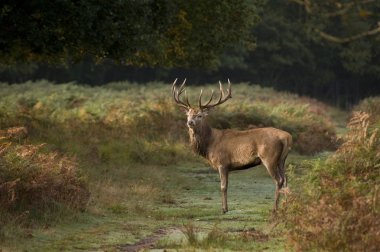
<box><xmin>0</xmin><ymin>80</ymin><xmax>336</xmax><ymax>156</ymax></box>
<box><xmin>0</xmin><ymin>129</ymin><xmax>90</xmax><ymax>242</ymax></box>
<box><xmin>283</xmin><ymin>111</ymin><xmax>380</xmax><ymax>251</ymax></box>
<box><xmin>354</xmin><ymin>96</ymin><xmax>380</xmax><ymax>124</ymax></box>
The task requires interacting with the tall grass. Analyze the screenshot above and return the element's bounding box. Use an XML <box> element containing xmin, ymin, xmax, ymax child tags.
<box><xmin>283</xmin><ymin>110</ymin><xmax>380</xmax><ymax>251</ymax></box>
<box><xmin>354</xmin><ymin>96</ymin><xmax>380</xmax><ymax>124</ymax></box>
<box><xmin>0</xmin><ymin>80</ymin><xmax>336</xmax><ymax>156</ymax></box>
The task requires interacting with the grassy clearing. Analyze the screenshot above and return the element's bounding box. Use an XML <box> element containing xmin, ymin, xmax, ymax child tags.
<box><xmin>0</xmin><ymin>80</ymin><xmax>340</xmax><ymax>251</ymax></box>
<box><xmin>4</xmin><ymin>162</ymin><xmax>290</xmax><ymax>251</ymax></box>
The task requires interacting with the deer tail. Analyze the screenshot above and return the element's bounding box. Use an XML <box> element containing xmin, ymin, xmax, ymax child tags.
<box><xmin>279</xmin><ymin>134</ymin><xmax>292</xmax><ymax>188</ymax></box>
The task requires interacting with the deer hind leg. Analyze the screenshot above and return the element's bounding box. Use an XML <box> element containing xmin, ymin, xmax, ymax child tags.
<box><xmin>278</xmin><ymin>154</ymin><xmax>290</xmax><ymax>194</ymax></box>
<box><xmin>278</xmin><ymin>155</ymin><xmax>287</xmax><ymax>189</ymax></box>
<box><xmin>261</xmin><ymin>159</ymin><xmax>282</xmax><ymax>212</ymax></box>
<box><xmin>218</xmin><ymin>167</ymin><xmax>229</xmax><ymax>214</ymax></box>
<box><xmin>274</xmin><ymin>180</ymin><xmax>282</xmax><ymax>212</ymax></box>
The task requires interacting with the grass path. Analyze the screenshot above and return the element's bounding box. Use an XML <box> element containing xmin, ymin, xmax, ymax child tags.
<box><xmin>8</xmin><ymin>158</ymin><xmax>302</xmax><ymax>251</ymax></box>
<box><xmin>3</xmin><ymin>129</ymin><xmax>345</xmax><ymax>251</ymax></box>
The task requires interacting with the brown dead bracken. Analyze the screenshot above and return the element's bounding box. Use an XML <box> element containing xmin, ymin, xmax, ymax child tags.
<box><xmin>172</xmin><ymin>79</ymin><xmax>292</xmax><ymax>213</ymax></box>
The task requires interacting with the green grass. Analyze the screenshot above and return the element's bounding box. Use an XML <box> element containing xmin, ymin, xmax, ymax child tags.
<box><xmin>0</xmin><ymin>80</ymin><xmax>344</xmax><ymax>251</ymax></box>
<box><xmin>1</xmin><ymin>161</ymin><xmax>290</xmax><ymax>251</ymax></box>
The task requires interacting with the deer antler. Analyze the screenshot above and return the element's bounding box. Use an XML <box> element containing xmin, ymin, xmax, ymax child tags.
<box><xmin>172</xmin><ymin>78</ymin><xmax>192</xmax><ymax>110</ymax></box>
<box><xmin>199</xmin><ymin>79</ymin><xmax>232</xmax><ymax>110</ymax></box>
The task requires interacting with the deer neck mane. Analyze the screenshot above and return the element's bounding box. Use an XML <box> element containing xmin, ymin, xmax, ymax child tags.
<box><xmin>188</xmin><ymin>121</ymin><xmax>212</xmax><ymax>158</ymax></box>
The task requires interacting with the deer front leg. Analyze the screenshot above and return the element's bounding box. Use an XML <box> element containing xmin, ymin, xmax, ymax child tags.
<box><xmin>218</xmin><ymin>168</ymin><xmax>229</xmax><ymax>214</ymax></box>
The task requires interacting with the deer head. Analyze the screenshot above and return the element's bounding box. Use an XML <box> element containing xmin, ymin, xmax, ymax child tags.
<box><xmin>171</xmin><ymin>79</ymin><xmax>232</xmax><ymax>129</ymax></box>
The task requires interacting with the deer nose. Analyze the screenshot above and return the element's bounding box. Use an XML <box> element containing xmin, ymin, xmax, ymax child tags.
<box><xmin>187</xmin><ymin>120</ymin><xmax>195</xmax><ymax>128</ymax></box>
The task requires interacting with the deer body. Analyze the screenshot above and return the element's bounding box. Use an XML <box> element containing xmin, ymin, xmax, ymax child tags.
<box><xmin>172</xmin><ymin>79</ymin><xmax>292</xmax><ymax>213</ymax></box>
<box><xmin>203</xmin><ymin>127</ymin><xmax>290</xmax><ymax>171</ymax></box>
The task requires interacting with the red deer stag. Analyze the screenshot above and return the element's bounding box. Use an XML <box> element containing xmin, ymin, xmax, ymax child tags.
<box><xmin>171</xmin><ymin>79</ymin><xmax>292</xmax><ymax>213</ymax></box>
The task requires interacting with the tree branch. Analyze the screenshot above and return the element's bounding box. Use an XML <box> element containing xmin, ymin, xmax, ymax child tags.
<box><xmin>289</xmin><ymin>0</ymin><xmax>376</xmax><ymax>16</ymax></box>
<box><xmin>326</xmin><ymin>0</ymin><xmax>375</xmax><ymax>17</ymax></box>
<box><xmin>316</xmin><ymin>22</ymin><xmax>380</xmax><ymax>43</ymax></box>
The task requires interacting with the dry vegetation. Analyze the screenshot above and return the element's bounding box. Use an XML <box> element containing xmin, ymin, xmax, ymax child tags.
<box><xmin>0</xmin><ymin>129</ymin><xmax>89</xmax><ymax>209</ymax></box>
<box><xmin>354</xmin><ymin>96</ymin><xmax>380</xmax><ymax>123</ymax></box>
<box><xmin>0</xmin><ymin>128</ymin><xmax>90</xmax><ymax>242</ymax></box>
<box><xmin>283</xmin><ymin>106</ymin><xmax>380</xmax><ymax>251</ymax></box>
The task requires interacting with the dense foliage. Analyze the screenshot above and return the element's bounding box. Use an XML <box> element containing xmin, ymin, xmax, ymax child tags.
<box><xmin>2</xmin><ymin>1</ymin><xmax>379</xmax><ymax>107</ymax></box>
<box><xmin>222</xmin><ymin>0</ymin><xmax>380</xmax><ymax>106</ymax></box>
<box><xmin>283</xmin><ymin>108</ymin><xmax>380</xmax><ymax>251</ymax></box>
<box><xmin>0</xmin><ymin>0</ymin><xmax>258</xmax><ymax>68</ymax></box>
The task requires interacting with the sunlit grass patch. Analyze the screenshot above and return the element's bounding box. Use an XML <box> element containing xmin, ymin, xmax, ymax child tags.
<box><xmin>157</xmin><ymin>221</ymin><xmax>283</xmax><ymax>251</ymax></box>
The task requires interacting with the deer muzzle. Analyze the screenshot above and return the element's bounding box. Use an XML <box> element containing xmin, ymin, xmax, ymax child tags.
<box><xmin>187</xmin><ymin>120</ymin><xmax>195</xmax><ymax>128</ymax></box>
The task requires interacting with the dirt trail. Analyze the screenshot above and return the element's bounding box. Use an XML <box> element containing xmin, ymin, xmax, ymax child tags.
<box><xmin>117</xmin><ymin>227</ymin><xmax>179</xmax><ymax>252</ymax></box>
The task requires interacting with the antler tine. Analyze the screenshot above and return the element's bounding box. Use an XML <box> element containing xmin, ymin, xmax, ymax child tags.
<box><xmin>216</xmin><ymin>81</ymin><xmax>224</xmax><ymax>104</ymax></box>
<box><xmin>178</xmin><ymin>78</ymin><xmax>186</xmax><ymax>93</ymax></box>
<box><xmin>177</xmin><ymin>78</ymin><xmax>186</xmax><ymax>95</ymax></box>
<box><xmin>199</xmin><ymin>80</ymin><xmax>232</xmax><ymax>110</ymax></box>
<box><xmin>184</xmin><ymin>90</ymin><xmax>191</xmax><ymax>108</ymax></box>
<box><xmin>171</xmin><ymin>78</ymin><xmax>178</xmax><ymax>93</ymax></box>
<box><xmin>181</xmin><ymin>79</ymin><xmax>191</xmax><ymax>108</ymax></box>
<box><xmin>172</xmin><ymin>78</ymin><xmax>192</xmax><ymax>109</ymax></box>
<box><xmin>204</xmin><ymin>90</ymin><xmax>215</xmax><ymax>107</ymax></box>
<box><xmin>227</xmin><ymin>78</ymin><xmax>232</xmax><ymax>98</ymax></box>
<box><xmin>198</xmin><ymin>89</ymin><xmax>203</xmax><ymax>109</ymax></box>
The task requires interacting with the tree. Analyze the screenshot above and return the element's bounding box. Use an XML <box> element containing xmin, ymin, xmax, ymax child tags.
<box><xmin>289</xmin><ymin>0</ymin><xmax>380</xmax><ymax>43</ymax></box>
<box><xmin>218</xmin><ymin>0</ymin><xmax>380</xmax><ymax>107</ymax></box>
<box><xmin>0</xmin><ymin>0</ymin><xmax>260</xmax><ymax>69</ymax></box>
<box><xmin>288</xmin><ymin>0</ymin><xmax>380</xmax><ymax>77</ymax></box>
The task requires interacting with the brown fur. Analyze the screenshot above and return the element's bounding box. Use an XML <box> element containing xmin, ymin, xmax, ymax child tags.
<box><xmin>189</xmin><ymin>120</ymin><xmax>212</xmax><ymax>157</ymax></box>
<box><xmin>186</xmin><ymin>108</ymin><xmax>292</xmax><ymax>213</ymax></box>
<box><xmin>172</xmin><ymin>80</ymin><xmax>292</xmax><ymax>213</ymax></box>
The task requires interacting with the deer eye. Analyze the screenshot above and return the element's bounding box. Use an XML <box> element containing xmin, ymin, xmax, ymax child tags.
<box><xmin>196</xmin><ymin>114</ymin><xmax>203</xmax><ymax>118</ymax></box>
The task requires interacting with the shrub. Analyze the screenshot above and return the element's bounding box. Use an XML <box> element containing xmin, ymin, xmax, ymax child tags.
<box><xmin>283</xmin><ymin>112</ymin><xmax>380</xmax><ymax>251</ymax></box>
<box><xmin>0</xmin><ymin>137</ymin><xmax>90</xmax><ymax>214</ymax></box>
<box><xmin>354</xmin><ymin>96</ymin><xmax>380</xmax><ymax>124</ymax></box>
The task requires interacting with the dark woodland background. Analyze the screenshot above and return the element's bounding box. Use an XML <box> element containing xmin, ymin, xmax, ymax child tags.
<box><xmin>1</xmin><ymin>0</ymin><xmax>380</xmax><ymax>108</ymax></box>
